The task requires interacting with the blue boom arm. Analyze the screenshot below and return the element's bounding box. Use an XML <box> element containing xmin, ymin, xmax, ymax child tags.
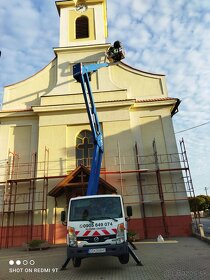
<box><xmin>73</xmin><ymin>62</ymin><xmax>109</xmax><ymax>195</ymax></box>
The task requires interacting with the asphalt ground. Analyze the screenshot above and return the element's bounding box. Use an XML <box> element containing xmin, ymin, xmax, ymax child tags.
<box><xmin>0</xmin><ymin>237</ymin><xmax>209</xmax><ymax>280</ymax></box>
<box><xmin>200</xmin><ymin>218</ymin><xmax>210</xmax><ymax>237</ymax></box>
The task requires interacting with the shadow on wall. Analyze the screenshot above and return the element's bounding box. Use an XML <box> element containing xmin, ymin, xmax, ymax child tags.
<box><xmin>2</xmin><ymin>51</ymin><xmax>108</xmax><ymax>109</ymax></box>
<box><xmin>2</xmin><ymin>59</ymin><xmax>57</xmax><ymax>109</ymax></box>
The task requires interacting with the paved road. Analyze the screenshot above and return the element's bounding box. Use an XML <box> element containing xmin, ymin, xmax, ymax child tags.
<box><xmin>0</xmin><ymin>237</ymin><xmax>209</xmax><ymax>280</ymax></box>
<box><xmin>200</xmin><ymin>218</ymin><xmax>210</xmax><ymax>237</ymax></box>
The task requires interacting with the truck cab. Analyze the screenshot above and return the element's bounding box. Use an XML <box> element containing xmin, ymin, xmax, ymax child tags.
<box><xmin>61</xmin><ymin>194</ymin><xmax>131</xmax><ymax>267</ymax></box>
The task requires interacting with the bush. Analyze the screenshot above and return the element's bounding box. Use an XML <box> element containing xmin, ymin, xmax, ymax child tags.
<box><xmin>127</xmin><ymin>230</ymin><xmax>137</xmax><ymax>241</ymax></box>
<box><xmin>28</xmin><ymin>240</ymin><xmax>46</xmax><ymax>248</ymax></box>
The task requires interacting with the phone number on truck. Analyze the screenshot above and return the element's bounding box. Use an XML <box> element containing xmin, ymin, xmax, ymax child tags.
<box><xmin>79</xmin><ymin>222</ymin><xmax>113</xmax><ymax>228</ymax></box>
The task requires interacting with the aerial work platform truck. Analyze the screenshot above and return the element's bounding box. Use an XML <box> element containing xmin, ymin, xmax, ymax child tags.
<box><xmin>61</xmin><ymin>42</ymin><xmax>142</xmax><ymax>268</ymax></box>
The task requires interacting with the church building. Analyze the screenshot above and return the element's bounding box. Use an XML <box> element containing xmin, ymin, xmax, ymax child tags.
<box><xmin>0</xmin><ymin>0</ymin><xmax>192</xmax><ymax>248</ymax></box>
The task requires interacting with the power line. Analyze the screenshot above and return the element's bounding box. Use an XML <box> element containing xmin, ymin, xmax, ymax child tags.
<box><xmin>175</xmin><ymin>121</ymin><xmax>210</xmax><ymax>134</ymax></box>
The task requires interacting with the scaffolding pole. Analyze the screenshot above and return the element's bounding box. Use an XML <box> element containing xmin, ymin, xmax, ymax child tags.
<box><xmin>180</xmin><ymin>138</ymin><xmax>199</xmax><ymax>229</ymax></box>
<box><xmin>135</xmin><ymin>142</ymin><xmax>148</xmax><ymax>238</ymax></box>
<box><xmin>153</xmin><ymin>139</ymin><xmax>169</xmax><ymax>237</ymax></box>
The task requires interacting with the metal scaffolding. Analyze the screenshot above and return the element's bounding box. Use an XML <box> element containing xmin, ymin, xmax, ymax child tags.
<box><xmin>0</xmin><ymin>139</ymin><xmax>197</xmax><ymax>247</ymax></box>
<box><xmin>101</xmin><ymin>138</ymin><xmax>198</xmax><ymax>238</ymax></box>
<box><xmin>0</xmin><ymin>148</ymin><xmax>50</xmax><ymax>248</ymax></box>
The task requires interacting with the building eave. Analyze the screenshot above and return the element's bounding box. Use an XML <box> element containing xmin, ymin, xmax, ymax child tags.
<box><xmin>32</xmin><ymin>99</ymin><xmax>135</xmax><ymax>113</ymax></box>
<box><xmin>0</xmin><ymin>108</ymin><xmax>35</xmax><ymax>118</ymax></box>
<box><xmin>55</xmin><ymin>0</ymin><xmax>106</xmax><ymax>15</ymax></box>
<box><xmin>53</xmin><ymin>43</ymin><xmax>110</xmax><ymax>55</ymax></box>
<box><xmin>119</xmin><ymin>61</ymin><xmax>165</xmax><ymax>77</ymax></box>
<box><xmin>133</xmin><ymin>97</ymin><xmax>180</xmax><ymax>117</ymax></box>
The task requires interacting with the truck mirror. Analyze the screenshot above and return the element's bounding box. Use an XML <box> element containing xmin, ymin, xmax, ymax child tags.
<box><xmin>126</xmin><ymin>206</ymin><xmax>132</xmax><ymax>217</ymax></box>
<box><xmin>61</xmin><ymin>211</ymin><xmax>66</xmax><ymax>222</ymax></box>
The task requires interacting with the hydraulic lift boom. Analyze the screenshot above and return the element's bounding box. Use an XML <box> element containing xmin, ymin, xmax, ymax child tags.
<box><xmin>73</xmin><ymin>62</ymin><xmax>109</xmax><ymax>195</ymax></box>
<box><xmin>73</xmin><ymin>41</ymin><xmax>125</xmax><ymax>195</ymax></box>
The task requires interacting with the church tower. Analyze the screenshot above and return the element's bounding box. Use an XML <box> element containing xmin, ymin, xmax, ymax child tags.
<box><xmin>56</xmin><ymin>0</ymin><xmax>108</xmax><ymax>47</ymax></box>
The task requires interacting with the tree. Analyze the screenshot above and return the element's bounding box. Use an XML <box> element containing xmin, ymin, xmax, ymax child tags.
<box><xmin>206</xmin><ymin>196</ymin><xmax>210</xmax><ymax>209</ymax></box>
<box><xmin>198</xmin><ymin>195</ymin><xmax>210</xmax><ymax>211</ymax></box>
<box><xmin>188</xmin><ymin>195</ymin><xmax>210</xmax><ymax>213</ymax></box>
<box><xmin>188</xmin><ymin>196</ymin><xmax>204</xmax><ymax>212</ymax></box>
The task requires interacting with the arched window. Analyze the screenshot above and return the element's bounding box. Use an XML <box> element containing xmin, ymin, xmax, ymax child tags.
<box><xmin>75</xmin><ymin>16</ymin><xmax>89</xmax><ymax>39</ymax></box>
<box><xmin>76</xmin><ymin>130</ymin><xmax>94</xmax><ymax>167</ymax></box>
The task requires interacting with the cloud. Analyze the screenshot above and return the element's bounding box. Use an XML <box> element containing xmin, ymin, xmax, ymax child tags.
<box><xmin>0</xmin><ymin>0</ymin><xmax>58</xmax><ymax>98</ymax></box>
<box><xmin>0</xmin><ymin>0</ymin><xmax>210</xmax><ymax>194</ymax></box>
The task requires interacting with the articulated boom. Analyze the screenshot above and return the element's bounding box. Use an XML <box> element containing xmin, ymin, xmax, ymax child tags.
<box><xmin>73</xmin><ymin>62</ymin><xmax>109</xmax><ymax>196</ymax></box>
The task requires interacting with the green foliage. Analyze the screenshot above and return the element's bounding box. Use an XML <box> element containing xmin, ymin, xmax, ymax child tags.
<box><xmin>206</xmin><ymin>196</ymin><xmax>210</xmax><ymax>207</ymax></box>
<box><xmin>197</xmin><ymin>195</ymin><xmax>210</xmax><ymax>211</ymax></box>
<box><xmin>127</xmin><ymin>230</ymin><xmax>137</xmax><ymax>240</ymax></box>
<box><xmin>28</xmin><ymin>239</ymin><xmax>46</xmax><ymax>248</ymax></box>
<box><xmin>188</xmin><ymin>195</ymin><xmax>210</xmax><ymax>212</ymax></box>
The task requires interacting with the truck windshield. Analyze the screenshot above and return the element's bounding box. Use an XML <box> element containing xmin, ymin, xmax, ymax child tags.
<box><xmin>69</xmin><ymin>197</ymin><xmax>122</xmax><ymax>221</ymax></box>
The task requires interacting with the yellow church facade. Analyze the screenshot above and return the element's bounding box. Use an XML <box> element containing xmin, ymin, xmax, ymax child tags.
<box><xmin>0</xmin><ymin>0</ymin><xmax>192</xmax><ymax>248</ymax></box>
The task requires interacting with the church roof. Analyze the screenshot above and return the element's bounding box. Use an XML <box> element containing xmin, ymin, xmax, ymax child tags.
<box><xmin>135</xmin><ymin>97</ymin><xmax>178</xmax><ymax>103</ymax></box>
<box><xmin>135</xmin><ymin>97</ymin><xmax>181</xmax><ymax>116</ymax></box>
<box><xmin>48</xmin><ymin>164</ymin><xmax>117</xmax><ymax>197</ymax></box>
<box><xmin>120</xmin><ymin>61</ymin><xmax>165</xmax><ymax>76</ymax></box>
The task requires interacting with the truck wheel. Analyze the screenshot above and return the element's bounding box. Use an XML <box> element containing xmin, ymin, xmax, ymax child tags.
<box><xmin>73</xmin><ymin>257</ymin><xmax>81</xmax><ymax>267</ymax></box>
<box><xmin>118</xmin><ymin>253</ymin><xmax>129</xmax><ymax>264</ymax></box>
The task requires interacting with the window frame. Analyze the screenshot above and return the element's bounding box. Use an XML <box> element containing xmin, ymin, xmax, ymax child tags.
<box><xmin>76</xmin><ymin>130</ymin><xmax>94</xmax><ymax>167</ymax></box>
<box><xmin>75</xmin><ymin>15</ymin><xmax>89</xmax><ymax>39</ymax></box>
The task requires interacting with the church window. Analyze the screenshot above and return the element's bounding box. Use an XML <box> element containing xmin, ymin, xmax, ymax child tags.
<box><xmin>76</xmin><ymin>130</ymin><xmax>94</xmax><ymax>166</ymax></box>
<box><xmin>76</xmin><ymin>16</ymin><xmax>89</xmax><ymax>39</ymax></box>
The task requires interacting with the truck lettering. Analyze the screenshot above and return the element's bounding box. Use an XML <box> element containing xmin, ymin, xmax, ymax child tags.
<box><xmin>104</xmin><ymin>222</ymin><xmax>113</xmax><ymax>226</ymax></box>
<box><xmin>79</xmin><ymin>223</ymin><xmax>94</xmax><ymax>228</ymax></box>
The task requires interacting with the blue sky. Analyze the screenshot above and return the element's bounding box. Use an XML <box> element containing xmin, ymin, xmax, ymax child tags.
<box><xmin>0</xmin><ymin>0</ymin><xmax>210</xmax><ymax>195</ymax></box>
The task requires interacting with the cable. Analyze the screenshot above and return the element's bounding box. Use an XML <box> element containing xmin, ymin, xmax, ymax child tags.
<box><xmin>175</xmin><ymin>121</ymin><xmax>210</xmax><ymax>134</ymax></box>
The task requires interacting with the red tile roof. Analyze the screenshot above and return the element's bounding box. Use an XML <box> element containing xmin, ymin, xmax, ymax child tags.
<box><xmin>135</xmin><ymin>97</ymin><xmax>178</xmax><ymax>103</ymax></box>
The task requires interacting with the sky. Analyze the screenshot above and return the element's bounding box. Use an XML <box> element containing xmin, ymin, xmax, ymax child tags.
<box><xmin>0</xmin><ymin>0</ymin><xmax>210</xmax><ymax>195</ymax></box>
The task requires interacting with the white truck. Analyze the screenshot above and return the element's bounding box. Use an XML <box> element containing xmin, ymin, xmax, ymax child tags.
<box><xmin>61</xmin><ymin>194</ymin><xmax>132</xmax><ymax>267</ymax></box>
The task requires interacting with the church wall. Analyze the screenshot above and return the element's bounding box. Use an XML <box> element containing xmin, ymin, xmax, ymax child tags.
<box><xmin>128</xmin><ymin>215</ymin><xmax>192</xmax><ymax>239</ymax></box>
<box><xmin>0</xmin><ymin>102</ymin><xmax>191</xmax><ymax>247</ymax></box>
<box><xmin>2</xmin><ymin>60</ymin><xmax>57</xmax><ymax>110</ymax></box>
<box><xmin>38</xmin><ymin>125</ymin><xmax>67</xmax><ymax>177</ymax></box>
<box><xmin>0</xmin><ymin>117</ymin><xmax>38</xmax><ymax>181</ymax></box>
<box><xmin>138</xmin><ymin>114</ymin><xmax>189</xmax><ymax>216</ymax></box>
<box><xmin>110</xmin><ymin>63</ymin><xmax>168</xmax><ymax>99</ymax></box>
<box><xmin>9</xmin><ymin>125</ymin><xmax>32</xmax><ymax>164</ymax></box>
<box><xmin>0</xmin><ymin>125</ymin><xmax>11</xmax><ymax>181</ymax></box>
<box><xmin>54</xmin><ymin>47</ymin><xmax>108</xmax><ymax>95</ymax></box>
<box><xmin>129</xmin><ymin>106</ymin><xmax>190</xmax><ymax>217</ymax></box>
<box><xmin>103</xmin><ymin>120</ymin><xmax>142</xmax><ymax>219</ymax></box>
<box><xmin>40</xmin><ymin>90</ymin><xmax>128</xmax><ymax>106</ymax></box>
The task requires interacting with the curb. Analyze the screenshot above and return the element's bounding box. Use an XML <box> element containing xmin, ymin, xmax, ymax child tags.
<box><xmin>192</xmin><ymin>233</ymin><xmax>210</xmax><ymax>245</ymax></box>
